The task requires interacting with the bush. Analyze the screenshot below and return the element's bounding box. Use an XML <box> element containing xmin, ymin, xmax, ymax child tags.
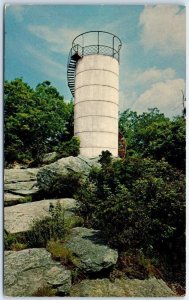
<box><xmin>76</xmin><ymin>152</ymin><xmax>185</xmax><ymax>284</ymax></box>
<box><xmin>27</xmin><ymin>201</ymin><xmax>66</xmax><ymax>247</ymax></box>
<box><xmin>56</xmin><ymin>136</ymin><xmax>80</xmax><ymax>158</ymax></box>
<box><xmin>45</xmin><ymin>171</ymin><xmax>83</xmax><ymax>198</ymax></box>
<box><xmin>10</xmin><ymin>242</ymin><xmax>28</xmax><ymax>251</ymax></box>
<box><xmin>4</xmin><ymin>230</ymin><xmax>17</xmax><ymax>250</ymax></box>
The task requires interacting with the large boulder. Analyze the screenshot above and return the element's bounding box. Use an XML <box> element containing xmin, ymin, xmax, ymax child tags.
<box><xmin>70</xmin><ymin>278</ymin><xmax>176</xmax><ymax>297</ymax></box>
<box><xmin>64</xmin><ymin>227</ymin><xmax>118</xmax><ymax>273</ymax></box>
<box><xmin>37</xmin><ymin>155</ymin><xmax>100</xmax><ymax>193</ymax></box>
<box><xmin>4</xmin><ymin>168</ymin><xmax>40</xmax><ymax>203</ymax></box>
<box><xmin>4</xmin><ymin>248</ymin><xmax>71</xmax><ymax>296</ymax></box>
<box><xmin>4</xmin><ymin>198</ymin><xmax>77</xmax><ymax>234</ymax></box>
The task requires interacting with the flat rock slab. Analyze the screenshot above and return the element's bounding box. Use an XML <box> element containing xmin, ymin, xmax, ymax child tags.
<box><xmin>64</xmin><ymin>227</ymin><xmax>118</xmax><ymax>273</ymax></box>
<box><xmin>70</xmin><ymin>278</ymin><xmax>176</xmax><ymax>297</ymax></box>
<box><xmin>4</xmin><ymin>248</ymin><xmax>71</xmax><ymax>296</ymax></box>
<box><xmin>4</xmin><ymin>168</ymin><xmax>39</xmax><ymax>184</ymax></box>
<box><xmin>4</xmin><ymin>168</ymin><xmax>40</xmax><ymax>198</ymax></box>
<box><xmin>4</xmin><ymin>198</ymin><xmax>77</xmax><ymax>234</ymax></box>
<box><xmin>4</xmin><ymin>181</ymin><xmax>39</xmax><ymax>195</ymax></box>
<box><xmin>4</xmin><ymin>193</ymin><xmax>26</xmax><ymax>206</ymax></box>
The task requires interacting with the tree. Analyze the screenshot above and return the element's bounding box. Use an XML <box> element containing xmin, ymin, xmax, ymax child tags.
<box><xmin>119</xmin><ymin>108</ymin><xmax>185</xmax><ymax>172</ymax></box>
<box><xmin>4</xmin><ymin>78</ymin><xmax>74</xmax><ymax>163</ymax></box>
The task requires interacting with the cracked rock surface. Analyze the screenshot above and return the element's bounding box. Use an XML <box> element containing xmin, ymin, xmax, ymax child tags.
<box><xmin>64</xmin><ymin>227</ymin><xmax>118</xmax><ymax>272</ymax></box>
<box><xmin>4</xmin><ymin>248</ymin><xmax>71</xmax><ymax>296</ymax></box>
<box><xmin>70</xmin><ymin>278</ymin><xmax>176</xmax><ymax>297</ymax></box>
<box><xmin>4</xmin><ymin>198</ymin><xmax>77</xmax><ymax>234</ymax></box>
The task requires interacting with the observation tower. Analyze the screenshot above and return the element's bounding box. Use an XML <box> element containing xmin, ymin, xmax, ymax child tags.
<box><xmin>67</xmin><ymin>31</ymin><xmax>122</xmax><ymax>157</ymax></box>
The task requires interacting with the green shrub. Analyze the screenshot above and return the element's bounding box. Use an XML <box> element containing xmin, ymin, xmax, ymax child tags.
<box><xmin>64</xmin><ymin>215</ymin><xmax>84</xmax><ymax>229</ymax></box>
<box><xmin>10</xmin><ymin>242</ymin><xmax>28</xmax><ymax>251</ymax></box>
<box><xmin>27</xmin><ymin>201</ymin><xmax>66</xmax><ymax>247</ymax></box>
<box><xmin>4</xmin><ymin>230</ymin><xmax>17</xmax><ymax>250</ymax></box>
<box><xmin>76</xmin><ymin>153</ymin><xmax>185</xmax><ymax>285</ymax></box>
<box><xmin>56</xmin><ymin>136</ymin><xmax>80</xmax><ymax>158</ymax></box>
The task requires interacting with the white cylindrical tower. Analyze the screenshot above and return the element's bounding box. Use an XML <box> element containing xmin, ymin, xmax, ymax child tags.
<box><xmin>67</xmin><ymin>31</ymin><xmax>122</xmax><ymax>158</ymax></box>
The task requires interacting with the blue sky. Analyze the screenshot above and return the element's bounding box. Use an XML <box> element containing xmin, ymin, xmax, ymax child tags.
<box><xmin>4</xmin><ymin>4</ymin><xmax>186</xmax><ymax>117</ymax></box>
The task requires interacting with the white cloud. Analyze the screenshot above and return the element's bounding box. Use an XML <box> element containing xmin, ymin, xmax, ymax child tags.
<box><xmin>139</xmin><ymin>5</ymin><xmax>185</xmax><ymax>55</ymax></box>
<box><xmin>28</xmin><ymin>25</ymin><xmax>82</xmax><ymax>54</ymax></box>
<box><xmin>25</xmin><ymin>45</ymin><xmax>66</xmax><ymax>81</ymax></box>
<box><xmin>127</xmin><ymin>67</ymin><xmax>176</xmax><ymax>87</ymax></box>
<box><xmin>132</xmin><ymin>78</ymin><xmax>185</xmax><ymax>117</ymax></box>
<box><xmin>120</xmin><ymin>66</ymin><xmax>185</xmax><ymax>117</ymax></box>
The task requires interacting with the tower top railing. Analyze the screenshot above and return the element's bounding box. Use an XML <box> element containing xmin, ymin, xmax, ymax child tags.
<box><xmin>71</xmin><ymin>31</ymin><xmax>122</xmax><ymax>62</ymax></box>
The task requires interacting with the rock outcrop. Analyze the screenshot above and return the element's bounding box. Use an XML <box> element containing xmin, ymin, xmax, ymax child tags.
<box><xmin>37</xmin><ymin>155</ymin><xmax>100</xmax><ymax>193</ymax></box>
<box><xmin>4</xmin><ymin>248</ymin><xmax>71</xmax><ymax>296</ymax></box>
<box><xmin>64</xmin><ymin>227</ymin><xmax>118</xmax><ymax>272</ymax></box>
<box><xmin>4</xmin><ymin>168</ymin><xmax>39</xmax><ymax>205</ymax></box>
<box><xmin>70</xmin><ymin>278</ymin><xmax>176</xmax><ymax>297</ymax></box>
<box><xmin>42</xmin><ymin>152</ymin><xmax>58</xmax><ymax>164</ymax></box>
<box><xmin>4</xmin><ymin>198</ymin><xmax>77</xmax><ymax>234</ymax></box>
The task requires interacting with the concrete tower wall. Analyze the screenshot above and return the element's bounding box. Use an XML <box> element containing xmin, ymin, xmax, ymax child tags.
<box><xmin>74</xmin><ymin>55</ymin><xmax>119</xmax><ymax>158</ymax></box>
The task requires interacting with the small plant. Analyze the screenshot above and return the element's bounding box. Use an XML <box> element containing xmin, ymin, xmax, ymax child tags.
<box><xmin>117</xmin><ymin>251</ymin><xmax>164</xmax><ymax>280</ymax></box>
<box><xmin>64</xmin><ymin>215</ymin><xmax>84</xmax><ymax>229</ymax></box>
<box><xmin>32</xmin><ymin>285</ymin><xmax>56</xmax><ymax>297</ymax></box>
<box><xmin>4</xmin><ymin>230</ymin><xmax>17</xmax><ymax>250</ymax></box>
<box><xmin>10</xmin><ymin>242</ymin><xmax>27</xmax><ymax>251</ymax></box>
<box><xmin>47</xmin><ymin>240</ymin><xmax>80</xmax><ymax>268</ymax></box>
<box><xmin>27</xmin><ymin>201</ymin><xmax>66</xmax><ymax>247</ymax></box>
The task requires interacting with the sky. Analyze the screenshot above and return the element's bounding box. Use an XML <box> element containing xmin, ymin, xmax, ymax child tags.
<box><xmin>4</xmin><ymin>4</ymin><xmax>186</xmax><ymax>117</ymax></box>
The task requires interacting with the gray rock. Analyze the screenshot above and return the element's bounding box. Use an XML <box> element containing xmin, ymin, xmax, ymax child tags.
<box><xmin>37</xmin><ymin>155</ymin><xmax>100</xmax><ymax>193</ymax></box>
<box><xmin>4</xmin><ymin>181</ymin><xmax>38</xmax><ymax>195</ymax></box>
<box><xmin>4</xmin><ymin>193</ymin><xmax>26</xmax><ymax>206</ymax></box>
<box><xmin>42</xmin><ymin>152</ymin><xmax>58</xmax><ymax>164</ymax></box>
<box><xmin>4</xmin><ymin>248</ymin><xmax>71</xmax><ymax>296</ymax></box>
<box><xmin>70</xmin><ymin>278</ymin><xmax>176</xmax><ymax>297</ymax></box>
<box><xmin>4</xmin><ymin>168</ymin><xmax>39</xmax><ymax>184</ymax></box>
<box><xmin>4</xmin><ymin>198</ymin><xmax>77</xmax><ymax>234</ymax></box>
<box><xmin>4</xmin><ymin>168</ymin><xmax>39</xmax><ymax>197</ymax></box>
<box><xmin>64</xmin><ymin>227</ymin><xmax>118</xmax><ymax>272</ymax></box>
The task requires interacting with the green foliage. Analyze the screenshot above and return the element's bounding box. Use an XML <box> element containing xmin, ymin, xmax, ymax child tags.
<box><xmin>4</xmin><ymin>230</ymin><xmax>17</xmax><ymax>250</ymax></box>
<box><xmin>27</xmin><ymin>201</ymin><xmax>65</xmax><ymax>247</ymax></box>
<box><xmin>47</xmin><ymin>240</ymin><xmax>79</xmax><ymax>267</ymax></box>
<box><xmin>64</xmin><ymin>215</ymin><xmax>84</xmax><ymax>229</ymax></box>
<box><xmin>76</xmin><ymin>154</ymin><xmax>185</xmax><ymax>284</ymax></box>
<box><xmin>4</xmin><ymin>79</ymin><xmax>74</xmax><ymax>163</ymax></box>
<box><xmin>4</xmin><ymin>230</ymin><xmax>28</xmax><ymax>250</ymax></box>
<box><xmin>99</xmin><ymin>150</ymin><xmax>112</xmax><ymax>166</ymax></box>
<box><xmin>47</xmin><ymin>171</ymin><xmax>82</xmax><ymax>197</ymax></box>
<box><xmin>119</xmin><ymin>108</ymin><xmax>185</xmax><ymax>171</ymax></box>
<box><xmin>10</xmin><ymin>242</ymin><xmax>28</xmax><ymax>251</ymax></box>
<box><xmin>56</xmin><ymin>136</ymin><xmax>80</xmax><ymax>158</ymax></box>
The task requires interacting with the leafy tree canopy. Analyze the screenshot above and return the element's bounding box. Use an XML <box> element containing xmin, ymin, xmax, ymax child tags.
<box><xmin>4</xmin><ymin>78</ymin><xmax>74</xmax><ymax>163</ymax></box>
<box><xmin>119</xmin><ymin>108</ymin><xmax>185</xmax><ymax>172</ymax></box>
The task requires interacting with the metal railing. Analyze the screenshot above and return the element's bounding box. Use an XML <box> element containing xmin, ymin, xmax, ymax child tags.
<box><xmin>70</xmin><ymin>31</ymin><xmax>122</xmax><ymax>62</ymax></box>
<box><xmin>67</xmin><ymin>31</ymin><xmax>122</xmax><ymax>97</ymax></box>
